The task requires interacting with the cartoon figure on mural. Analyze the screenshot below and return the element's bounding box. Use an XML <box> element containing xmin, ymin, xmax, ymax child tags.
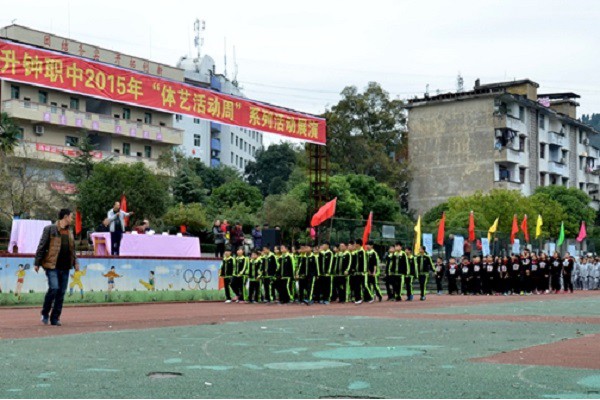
<box><xmin>69</xmin><ymin>265</ymin><xmax>87</xmax><ymax>299</ymax></box>
<box><xmin>15</xmin><ymin>264</ymin><xmax>28</xmax><ymax>300</ymax></box>
<box><xmin>139</xmin><ymin>270</ymin><xmax>155</xmax><ymax>291</ymax></box>
<box><xmin>103</xmin><ymin>266</ymin><xmax>123</xmax><ymax>299</ymax></box>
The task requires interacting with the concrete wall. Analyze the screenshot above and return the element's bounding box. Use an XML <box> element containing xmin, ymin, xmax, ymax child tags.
<box><xmin>408</xmin><ymin>96</ymin><xmax>496</xmax><ymax>215</ymax></box>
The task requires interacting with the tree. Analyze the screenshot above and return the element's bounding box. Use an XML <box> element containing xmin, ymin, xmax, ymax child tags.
<box><xmin>344</xmin><ymin>174</ymin><xmax>401</xmax><ymax>222</ymax></box>
<box><xmin>77</xmin><ymin>162</ymin><xmax>170</xmax><ymax>230</ymax></box>
<box><xmin>245</xmin><ymin>142</ymin><xmax>299</xmax><ymax>196</ymax></box>
<box><xmin>172</xmin><ymin>165</ymin><xmax>208</xmax><ymax>205</ymax></box>
<box><xmin>323</xmin><ymin>82</ymin><xmax>410</xmax><ymax>207</ymax></box>
<box><xmin>163</xmin><ymin>203</ymin><xmax>209</xmax><ymax>233</ymax></box>
<box><xmin>0</xmin><ymin>112</ymin><xmax>20</xmax><ymax>156</ymax></box>
<box><xmin>262</xmin><ymin>194</ymin><xmax>308</xmax><ymax>241</ymax></box>
<box><xmin>532</xmin><ymin>186</ymin><xmax>595</xmax><ymax>237</ymax></box>
<box><xmin>62</xmin><ymin>135</ymin><xmax>109</xmax><ymax>184</ymax></box>
<box><xmin>208</xmin><ymin>180</ymin><xmax>263</xmax><ymax>214</ymax></box>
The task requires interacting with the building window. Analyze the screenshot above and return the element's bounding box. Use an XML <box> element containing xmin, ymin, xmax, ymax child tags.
<box><xmin>236</xmin><ymin>155</ymin><xmax>239</xmax><ymax>165</ymax></box>
<box><xmin>123</xmin><ymin>143</ymin><xmax>131</xmax><ymax>156</ymax></box>
<box><xmin>519</xmin><ymin>106</ymin><xmax>525</xmax><ymax>121</ymax></box>
<box><xmin>240</xmin><ymin>139</ymin><xmax>244</xmax><ymax>149</ymax></box>
<box><xmin>194</xmin><ymin>134</ymin><xmax>201</xmax><ymax>147</ymax></box>
<box><xmin>539</xmin><ymin>114</ymin><xmax>545</xmax><ymax>130</ymax></box>
<box><xmin>38</xmin><ymin>91</ymin><xmax>48</xmax><ymax>104</ymax></box>
<box><xmin>231</xmin><ymin>133</ymin><xmax>234</xmax><ymax>144</ymax></box>
<box><xmin>193</xmin><ymin>118</ymin><xmax>200</xmax><ymax>124</ymax></box>
<box><xmin>122</xmin><ymin>108</ymin><xmax>131</xmax><ymax>120</ymax></box>
<box><xmin>539</xmin><ymin>172</ymin><xmax>545</xmax><ymax>186</ymax></box>
<box><xmin>231</xmin><ymin>152</ymin><xmax>234</xmax><ymax>163</ymax></box>
<box><xmin>236</xmin><ymin>137</ymin><xmax>239</xmax><ymax>146</ymax></box>
<box><xmin>10</xmin><ymin>85</ymin><xmax>20</xmax><ymax>99</ymax></box>
<box><xmin>499</xmin><ymin>165</ymin><xmax>510</xmax><ymax>181</ymax></box>
<box><xmin>580</xmin><ymin>183</ymin><xmax>585</xmax><ymax>191</ymax></box>
<box><xmin>175</xmin><ymin>114</ymin><xmax>183</xmax><ymax>121</ymax></box>
<box><xmin>144</xmin><ymin>112</ymin><xmax>152</xmax><ymax>124</ymax></box>
<box><xmin>144</xmin><ymin>145</ymin><xmax>152</xmax><ymax>158</ymax></box>
<box><xmin>244</xmin><ymin>142</ymin><xmax>247</xmax><ymax>152</ymax></box>
<box><xmin>519</xmin><ymin>167</ymin><xmax>526</xmax><ymax>184</ymax></box>
<box><xmin>519</xmin><ymin>136</ymin><xmax>526</xmax><ymax>152</ymax></box>
<box><xmin>540</xmin><ymin>143</ymin><xmax>545</xmax><ymax>159</ymax></box>
<box><xmin>65</xmin><ymin>136</ymin><xmax>79</xmax><ymax>147</ymax></box>
<box><xmin>70</xmin><ymin>97</ymin><xmax>79</xmax><ymax>110</ymax></box>
<box><xmin>562</xmin><ymin>177</ymin><xmax>569</xmax><ymax>187</ymax></box>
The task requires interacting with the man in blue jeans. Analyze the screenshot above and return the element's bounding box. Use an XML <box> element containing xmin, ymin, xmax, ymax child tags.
<box><xmin>34</xmin><ymin>208</ymin><xmax>78</xmax><ymax>326</ymax></box>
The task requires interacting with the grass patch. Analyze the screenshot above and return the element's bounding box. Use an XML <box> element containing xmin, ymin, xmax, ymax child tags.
<box><xmin>0</xmin><ymin>289</ymin><xmax>225</xmax><ymax>306</ymax></box>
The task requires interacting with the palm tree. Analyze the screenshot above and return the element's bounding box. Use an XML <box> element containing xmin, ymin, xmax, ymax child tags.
<box><xmin>0</xmin><ymin>112</ymin><xmax>20</xmax><ymax>155</ymax></box>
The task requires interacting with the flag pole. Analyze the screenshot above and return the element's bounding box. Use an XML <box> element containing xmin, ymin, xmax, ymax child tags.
<box><xmin>328</xmin><ymin>217</ymin><xmax>334</xmax><ymax>243</ymax></box>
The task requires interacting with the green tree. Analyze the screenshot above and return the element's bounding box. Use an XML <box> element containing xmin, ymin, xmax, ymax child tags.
<box><xmin>172</xmin><ymin>165</ymin><xmax>208</xmax><ymax>205</ymax></box>
<box><xmin>344</xmin><ymin>174</ymin><xmax>400</xmax><ymax>222</ymax></box>
<box><xmin>62</xmin><ymin>135</ymin><xmax>108</xmax><ymax>184</ymax></box>
<box><xmin>208</xmin><ymin>180</ymin><xmax>262</xmax><ymax>213</ymax></box>
<box><xmin>163</xmin><ymin>203</ymin><xmax>208</xmax><ymax>233</ymax></box>
<box><xmin>532</xmin><ymin>186</ymin><xmax>595</xmax><ymax>237</ymax></box>
<box><xmin>323</xmin><ymin>82</ymin><xmax>410</xmax><ymax>207</ymax></box>
<box><xmin>0</xmin><ymin>112</ymin><xmax>20</xmax><ymax>156</ymax></box>
<box><xmin>262</xmin><ymin>194</ymin><xmax>308</xmax><ymax>241</ymax></box>
<box><xmin>245</xmin><ymin>142</ymin><xmax>299</xmax><ymax>196</ymax></box>
<box><xmin>77</xmin><ymin>162</ymin><xmax>170</xmax><ymax>230</ymax></box>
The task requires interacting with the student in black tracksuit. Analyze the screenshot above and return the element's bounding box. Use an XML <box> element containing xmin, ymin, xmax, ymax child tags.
<box><xmin>384</xmin><ymin>247</ymin><xmax>397</xmax><ymax>300</ymax></box>
<box><xmin>306</xmin><ymin>247</ymin><xmax>320</xmax><ymax>304</ymax></box>
<box><xmin>520</xmin><ymin>252</ymin><xmax>532</xmax><ymax>295</ymax></box>
<box><xmin>261</xmin><ymin>247</ymin><xmax>279</xmax><ymax>303</ymax></box>
<box><xmin>446</xmin><ymin>258</ymin><xmax>459</xmax><ymax>295</ymax></box>
<box><xmin>319</xmin><ymin>244</ymin><xmax>334</xmax><ymax>304</ymax></box>
<box><xmin>334</xmin><ymin>243</ymin><xmax>351</xmax><ymax>303</ymax></box>
<box><xmin>395</xmin><ymin>244</ymin><xmax>409</xmax><ymax>301</ymax></box>
<box><xmin>247</xmin><ymin>251</ymin><xmax>262</xmax><ymax>303</ymax></box>
<box><xmin>405</xmin><ymin>249</ymin><xmax>416</xmax><ymax>301</ymax></box>
<box><xmin>498</xmin><ymin>256</ymin><xmax>511</xmax><ymax>295</ymax></box>
<box><xmin>366</xmin><ymin>242</ymin><xmax>383</xmax><ymax>302</ymax></box>
<box><xmin>471</xmin><ymin>256</ymin><xmax>482</xmax><ymax>295</ymax></box>
<box><xmin>530</xmin><ymin>253</ymin><xmax>539</xmax><ymax>294</ymax></box>
<box><xmin>509</xmin><ymin>255</ymin><xmax>521</xmax><ymax>295</ymax></box>
<box><xmin>550</xmin><ymin>252</ymin><xmax>562</xmax><ymax>293</ymax></box>
<box><xmin>538</xmin><ymin>253</ymin><xmax>550</xmax><ymax>293</ymax></box>
<box><xmin>562</xmin><ymin>252</ymin><xmax>574</xmax><ymax>293</ymax></box>
<box><xmin>415</xmin><ymin>247</ymin><xmax>434</xmax><ymax>300</ymax></box>
<box><xmin>296</xmin><ymin>247</ymin><xmax>309</xmax><ymax>303</ymax></box>
<box><xmin>234</xmin><ymin>248</ymin><xmax>249</xmax><ymax>302</ymax></box>
<box><xmin>434</xmin><ymin>257</ymin><xmax>445</xmax><ymax>295</ymax></box>
<box><xmin>351</xmin><ymin>240</ymin><xmax>372</xmax><ymax>304</ymax></box>
<box><xmin>459</xmin><ymin>258</ymin><xmax>472</xmax><ymax>295</ymax></box>
<box><xmin>278</xmin><ymin>245</ymin><xmax>296</xmax><ymax>304</ymax></box>
<box><xmin>219</xmin><ymin>251</ymin><xmax>235</xmax><ymax>302</ymax></box>
<box><xmin>482</xmin><ymin>256</ymin><xmax>496</xmax><ymax>295</ymax></box>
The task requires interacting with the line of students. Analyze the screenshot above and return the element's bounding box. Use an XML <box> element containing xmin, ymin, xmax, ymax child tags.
<box><xmin>433</xmin><ymin>251</ymin><xmax>577</xmax><ymax>295</ymax></box>
<box><xmin>573</xmin><ymin>256</ymin><xmax>600</xmax><ymax>291</ymax></box>
<box><xmin>218</xmin><ymin>240</ymin><xmax>435</xmax><ymax>305</ymax></box>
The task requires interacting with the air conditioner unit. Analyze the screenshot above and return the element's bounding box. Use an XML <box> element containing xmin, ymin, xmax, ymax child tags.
<box><xmin>34</xmin><ymin>125</ymin><xmax>44</xmax><ymax>135</ymax></box>
<box><xmin>583</xmin><ymin>138</ymin><xmax>590</xmax><ymax>145</ymax></box>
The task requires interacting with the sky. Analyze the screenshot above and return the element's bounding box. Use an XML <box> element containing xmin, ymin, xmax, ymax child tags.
<box><xmin>3</xmin><ymin>0</ymin><xmax>600</xmax><ymax>144</ymax></box>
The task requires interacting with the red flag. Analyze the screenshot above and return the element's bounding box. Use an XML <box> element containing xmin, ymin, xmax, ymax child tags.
<box><xmin>310</xmin><ymin>198</ymin><xmax>337</xmax><ymax>227</ymax></box>
<box><xmin>510</xmin><ymin>214</ymin><xmax>519</xmax><ymax>244</ymax></box>
<box><xmin>362</xmin><ymin>212</ymin><xmax>373</xmax><ymax>249</ymax></box>
<box><xmin>576</xmin><ymin>221</ymin><xmax>587</xmax><ymax>242</ymax></box>
<box><xmin>180</xmin><ymin>225</ymin><xmax>187</xmax><ymax>234</ymax></box>
<box><xmin>468</xmin><ymin>211</ymin><xmax>475</xmax><ymax>242</ymax></box>
<box><xmin>437</xmin><ymin>212</ymin><xmax>446</xmax><ymax>246</ymax></box>
<box><xmin>120</xmin><ymin>194</ymin><xmax>129</xmax><ymax>227</ymax></box>
<box><xmin>75</xmin><ymin>210</ymin><xmax>82</xmax><ymax>235</ymax></box>
<box><xmin>520</xmin><ymin>214</ymin><xmax>529</xmax><ymax>243</ymax></box>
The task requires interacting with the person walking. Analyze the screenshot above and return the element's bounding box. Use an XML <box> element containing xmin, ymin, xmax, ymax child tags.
<box><xmin>213</xmin><ymin>220</ymin><xmax>225</xmax><ymax>258</ymax></box>
<box><xmin>107</xmin><ymin>201</ymin><xmax>133</xmax><ymax>256</ymax></box>
<box><xmin>34</xmin><ymin>209</ymin><xmax>78</xmax><ymax>326</ymax></box>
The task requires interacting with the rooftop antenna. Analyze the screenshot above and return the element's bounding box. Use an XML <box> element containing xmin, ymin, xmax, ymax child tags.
<box><xmin>232</xmin><ymin>45</ymin><xmax>239</xmax><ymax>86</ymax></box>
<box><xmin>425</xmin><ymin>84</ymin><xmax>429</xmax><ymax>96</ymax></box>
<box><xmin>193</xmin><ymin>18</ymin><xmax>205</xmax><ymax>62</ymax></box>
<box><xmin>457</xmin><ymin>73</ymin><xmax>464</xmax><ymax>93</ymax></box>
<box><xmin>224</xmin><ymin>37</ymin><xmax>228</xmax><ymax>78</ymax></box>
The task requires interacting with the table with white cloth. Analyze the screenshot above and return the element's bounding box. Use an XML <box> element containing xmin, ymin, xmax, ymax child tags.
<box><xmin>91</xmin><ymin>232</ymin><xmax>201</xmax><ymax>258</ymax></box>
<box><xmin>8</xmin><ymin>219</ymin><xmax>52</xmax><ymax>254</ymax></box>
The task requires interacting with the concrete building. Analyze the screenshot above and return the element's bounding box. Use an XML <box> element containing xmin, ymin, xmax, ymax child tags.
<box><xmin>0</xmin><ymin>25</ymin><xmax>184</xmax><ymax>191</ymax></box>
<box><xmin>407</xmin><ymin>79</ymin><xmax>600</xmax><ymax>215</ymax></box>
<box><xmin>174</xmin><ymin>55</ymin><xmax>263</xmax><ymax>173</ymax></box>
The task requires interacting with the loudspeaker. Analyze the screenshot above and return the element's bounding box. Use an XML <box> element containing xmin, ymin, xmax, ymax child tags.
<box><xmin>262</xmin><ymin>229</ymin><xmax>282</xmax><ymax>249</ymax></box>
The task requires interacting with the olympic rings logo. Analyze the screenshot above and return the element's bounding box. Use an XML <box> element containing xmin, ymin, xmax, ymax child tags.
<box><xmin>183</xmin><ymin>269</ymin><xmax>212</xmax><ymax>290</ymax></box>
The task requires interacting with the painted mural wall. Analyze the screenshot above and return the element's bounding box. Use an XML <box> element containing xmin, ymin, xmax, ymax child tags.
<box><xmin>0</xmin><ymin>256</ymin><xmax>221</xmax><ymax>294</ymax></box>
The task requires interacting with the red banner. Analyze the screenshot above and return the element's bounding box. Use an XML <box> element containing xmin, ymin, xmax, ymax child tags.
<box><xmin>50</xmin><ymin>181</ymin><xmax>77</xmax><ymax>194</ymax></box>
<box><xmin>0</xmin><ymin>39</ymin><xmax>327</xmax><ymax>144</ymax></box>
<box><xmin>36</xmin><ymin>142</ymin><xmax>102</xmax><ymax>159</ymax></box>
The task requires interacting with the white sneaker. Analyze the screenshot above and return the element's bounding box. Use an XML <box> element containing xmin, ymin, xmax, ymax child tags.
<box><xmin>355</xmin><ymin>300</ymin><xmax>363</xmax><ymax>304</ymax></box>
<box><xmin>225</xmin><ymin>300</ymin><xmax>232</xmax><ymax>303</ymax></box>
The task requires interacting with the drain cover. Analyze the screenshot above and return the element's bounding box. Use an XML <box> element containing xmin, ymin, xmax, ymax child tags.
<box><xmin>147</xmin><ymin>372</ymin><xmax>183</xmax><ymax>379</ymax></box>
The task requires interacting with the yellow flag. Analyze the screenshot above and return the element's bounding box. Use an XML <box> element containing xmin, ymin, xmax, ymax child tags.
<box><xmin>487</xmin><ymin>217</ymin><xmax>499</xmax><ymax>242</ymax></box>
<box><xmin>535</xmin><ymin>214</ymin><xmax>543</xmax><ymax>239</ymax></box>
<box><xmin>414</xmin><ymin>215</ymin><xmax>421</xmax><ymax>254</ymax></box>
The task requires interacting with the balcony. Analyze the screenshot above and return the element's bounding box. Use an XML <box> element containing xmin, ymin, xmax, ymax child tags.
<box><xmin>494</xmin><ymin>147</ymin><xmax>524</xmax><ymax>164</ymax></box>
<box><xmin>494</xmin><ymin>180</ymin><xmax>522</xmax><ymax>190</ymax></box>
<box><xmin>548</xmin><ymin>131</ymin><xmax>565</xmax><ymax>147</ymax></box>
<box><xmin>211</xmin><ymin>138</ymin><xmax>221</xmax><ymax>152</ymax></box>
<box><xmin>210</xmin><ymin>122</ymin><xmax>222</xmax><ymax>133</ymax></box>
<box><xmin>493</xmin><ymin>113</ymin><xmax>526</xmax><ymax>133</ymax></box>
<box><xmin>211</xmin><ymin>158</ymin><xmax>221</xmax><ymax>168</ymax></box>
<box><xmin>2</xmin><ymin>99</ymin><xmax>183</xmax><ymax>145</ymax></box>
<box><xmin>548</xmin><ymin>160</ymin><xmax>567</xmax><ymax>175</ymax></box>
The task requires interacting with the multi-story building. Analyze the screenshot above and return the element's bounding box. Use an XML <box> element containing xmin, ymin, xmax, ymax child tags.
<box><xmin>0</xmin><ymin>25</ymin><xmax>184</xmax><ymax>191</ymax></box>
<box><xmin>406</xmin><ymin>79</ymin><xmax>600</xmax><ymax>215</ymax></box>
<box><xmin>174</xmin><ymin>55</ymin><xmax>263</xmax><ymax>173</ymax></box>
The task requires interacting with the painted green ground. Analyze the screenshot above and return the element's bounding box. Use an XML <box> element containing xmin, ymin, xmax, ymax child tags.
<box><xmin>404</xmin><ymin>295</ymin><xmax>600</xmax><ymax>317</ymax></box>
<box><xmin>0</xmin><ymin>289</ymin><xmax>224</xmax><ymax>306</ymax></box>
<box><xmin>1</xmin><ymin>309</ymin><xmax>600</xmax><ymax>398</ymax></box>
